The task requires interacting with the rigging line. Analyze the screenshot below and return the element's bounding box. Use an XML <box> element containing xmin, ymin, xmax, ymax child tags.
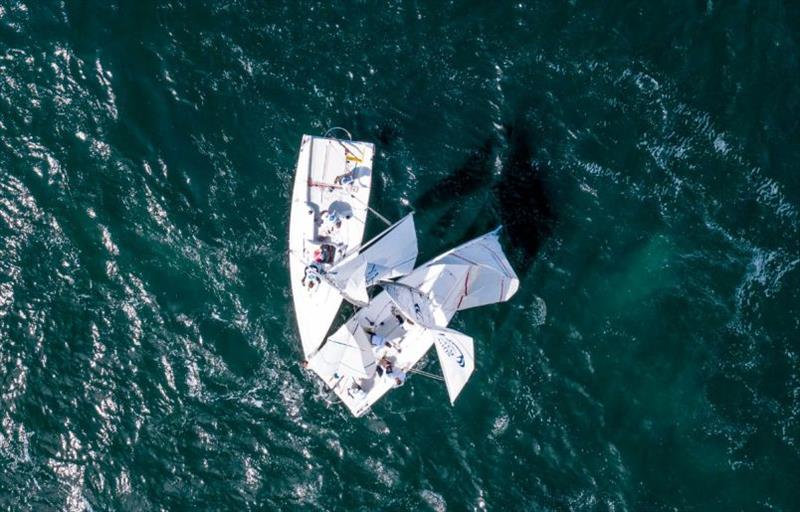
<box><xmin>307</xmin><ymin>179</ymin><xmax>347</xmax><ymax>189</ymax></box>
<box><xmin>332</xmin><ymin>137</ymin><xmax>364</xmax><ymax>162</ymax></box>
<box><xmin>286</xmin><ymin>248</ymin><xmax>308</xmax><ymax>267</ymax></box>
<box><xmin>347</xmin><ymin>192</ymin><xmax>392</xmax><ymax>226</ymax></box>
<box><xmin>408</xmin><ymin>368</ymin><xmax>445</xmax><ymax>381</ymax></box>
<box><xmin>327</xmin><ymin>375</ymin><xmax>346</xmax><ymax>395</ymax></box>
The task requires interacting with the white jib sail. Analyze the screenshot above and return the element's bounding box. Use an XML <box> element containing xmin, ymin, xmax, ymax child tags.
<box><xmin>309</xmin><ymin>323</ymin><xmax>376</xmax><ymax>379</ymax></box>
<box><xmin>330</xmin><ymin>213</ymin><xmax>418</xmax><ymax>304</ymax></box>
<box><xmin>337</xmin><ymin>259</ymin><xmax>369</xmax><ymax>305</ymax></box>
<box><xmin>429</xmin><ymin>327</ymin><xmax>475</xmax><ymax>404</ymax></box>
<box><xmin>382</xmin><ymin>283</ymin><xmax>447</xmax><ymax>328</ymax></box>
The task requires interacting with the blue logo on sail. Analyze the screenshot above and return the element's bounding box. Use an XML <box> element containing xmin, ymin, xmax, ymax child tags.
<box><xmin>438</xmin><ymin>335</ymin><xmax>465</xmax><ymax>368</ymax></box>
<box><xmin>365</xmin><ymin>263</ymin><xmax>380</xmax><ymax>285</ymax></box>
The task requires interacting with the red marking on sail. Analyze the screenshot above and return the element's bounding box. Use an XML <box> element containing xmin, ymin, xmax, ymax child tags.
<box><xmin>457</xmin><ymin>271</ymin><xmax>470</xmax><ymax>308</ymax></box>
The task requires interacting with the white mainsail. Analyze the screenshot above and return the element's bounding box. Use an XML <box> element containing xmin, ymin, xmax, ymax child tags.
<box><xmin>308</xmin><ymin>323</ymin><xmax>376</xmax><ymax>379</ymax></box>
<box><xmin>429</xmin><ymin>327</ymin><xmax>475</xmax><ymax>404</ymax></box>
<box><xmin>337</xmin><ymin>259</ymin><xmax>369</xmax><ymax>305</ymax></box>
<box><xmin>329</xmin><ymin>213</ymin><xmax>418</xmax><ymax>305</ymax></box>
<box><xmin>437</xmin><ymin>228</ymin><xmax>519</xmax><ymax>311</ymax></box>
<box><xmin>399</xmin><ymin>228</ymin><xmax>520</xmax><ymax>325</ymax></box>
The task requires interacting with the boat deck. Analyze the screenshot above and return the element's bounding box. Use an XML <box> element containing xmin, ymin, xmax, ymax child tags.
<box><xmin>308</xmin><ymin>293</ymin><xmax>437</xmax><ymax>417</ymax></box>
<box><xmin>289</xmin><ymin>135</ymin><xmax>375</xmax><ymax>356</ymax></box>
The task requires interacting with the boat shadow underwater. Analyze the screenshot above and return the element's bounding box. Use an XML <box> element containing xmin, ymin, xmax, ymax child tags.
<box><xmin>413</xmin><ymin>123</ymin><xmax>557</xmax><ymax>268</ymax></box>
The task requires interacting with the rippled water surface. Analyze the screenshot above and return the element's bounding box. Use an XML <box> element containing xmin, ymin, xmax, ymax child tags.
<box><xmin>2</xmin><ymin>1</ymin><xmax>799</xmax><ymax>510</ymax></box>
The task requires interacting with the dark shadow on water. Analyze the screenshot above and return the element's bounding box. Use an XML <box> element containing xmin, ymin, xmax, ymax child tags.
<box><xmin>375</xmin><ymin>121</ymin><xmax>400</xmax><ymax>147</ymax></box>
<box><xmin>413</xmin><ymin>120</ymin><xmax>556</xmax><ymax>267</ymax></box>
<box><xmin>495</xmin><ymin>123</ymin><xmax>556</xmax><ymax>264</ymax></box>
<box><xmin>416</xmin><ymin>137</ymin><xmax>496</xmax><ymax>210</ymax></box>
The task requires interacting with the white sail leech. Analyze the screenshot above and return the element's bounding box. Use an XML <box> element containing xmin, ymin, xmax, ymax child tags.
<box><xmin>437</xmin><ymin>230</ymin><xmax>520</xmax><ymax>311</ymax></box>
<box><xmin>398</xmin><ymin>229</ymin><xmax>520</xmax><ymax>324</ymax></box>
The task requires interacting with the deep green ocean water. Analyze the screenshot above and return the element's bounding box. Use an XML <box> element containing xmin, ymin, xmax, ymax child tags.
<box><xmin>2</xmin><ymin>1</ymin><xmax>800</xmax><ymax>510</ymax></box>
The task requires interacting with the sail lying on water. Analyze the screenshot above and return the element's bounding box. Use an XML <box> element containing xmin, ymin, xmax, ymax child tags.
<box><xmin>328</xmin><ymin>213</ymin><xmax>418</xmax><ymax>305</ymax></box>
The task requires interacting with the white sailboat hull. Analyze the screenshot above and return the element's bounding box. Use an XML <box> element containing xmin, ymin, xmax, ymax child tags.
<box><xmin>289</xmin><ymin>134</ymin><xmax>375</xmax><ymax>357</ymax></box>
<box><xmin>309</xmin><ymin>270</ymin><xmax>452</xmax><ymax>417</ymax></box>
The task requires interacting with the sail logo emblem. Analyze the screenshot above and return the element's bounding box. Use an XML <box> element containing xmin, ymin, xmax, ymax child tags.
<box><xmin>365</xmin><ymin>263</ymin><xmax>380</xmax><ymax>285</ymax></box>
<box><xmin>438</xmin><ymin>335</ymin><xmax>465</xmax><ymax>368</ymax></box>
